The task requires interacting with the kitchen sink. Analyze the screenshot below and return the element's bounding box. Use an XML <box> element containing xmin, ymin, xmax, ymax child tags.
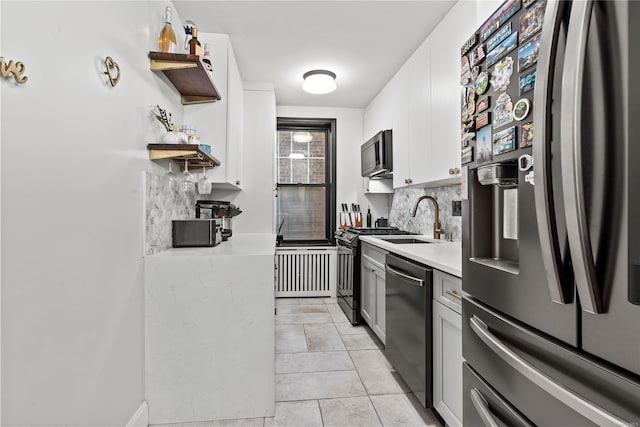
<box><xmin>383</xmin><ymin>238</ymin><xmax>435</xmax><ymax>244</ymax></box>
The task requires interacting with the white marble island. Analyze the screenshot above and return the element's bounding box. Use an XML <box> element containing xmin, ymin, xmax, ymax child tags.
<box><xmin>145</xmin><ymin>234</ymin><xmax>276</xmax><ymax>424</ymax></box>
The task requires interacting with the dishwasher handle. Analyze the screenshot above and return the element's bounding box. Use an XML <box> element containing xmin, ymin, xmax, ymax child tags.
<box><xmin>386</xmin><ymin>265</ymin><xmax>425</xmax><ymax>286</ymax></box>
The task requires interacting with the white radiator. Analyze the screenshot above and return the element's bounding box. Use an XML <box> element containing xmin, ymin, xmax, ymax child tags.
<box><xmin>275</xmin><ymin>248</ymin><xmax>337</xmax><ymax>297</ymax></box>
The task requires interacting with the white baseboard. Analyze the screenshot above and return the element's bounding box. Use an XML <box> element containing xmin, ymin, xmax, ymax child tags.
<box><xmin>126</xmin><ymin>401</ymin><xmax>148</xmax><ymax>427</ymax></box>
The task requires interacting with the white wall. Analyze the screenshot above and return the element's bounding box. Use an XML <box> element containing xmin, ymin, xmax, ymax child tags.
<box><xmin>476</xmin><ymin>0</ymin><xmax>506</xmax><ymax>26</ymax></box>
<box><xmin>1</xmin><ymin>1</ymin><xmax>185</xmax><ymax>424</ymax></box>
<box><xmin>275</xmin><ymin>106</ymin><xmax>390</xmax><ymax>226</ymax></box>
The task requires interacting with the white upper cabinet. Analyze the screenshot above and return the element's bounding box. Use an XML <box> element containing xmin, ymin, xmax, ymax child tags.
<box><xmin>389</xmin><ymin>39</ymin><xmax>432</xmax><ymax>188</ymax></box>
<box><xmin>428</xmin><ymin>0</ymin><xmax>476</xmax><ymax>184</ymax></box>
<box><xmin>363</xmin><ymin>0</ymin><xmax>476</xmax><ymax>189</ymax></box>
<box><xmin>225</xmin><ymin>44</ymin><xmax>244</xmax><ymax>189</ymax></box>
<box><xmin>390</xmin><ymin>64</ymin><xmax>410</xmax><ymax>189</ymax></box>
<box><xmin>184</xmin><ymin>33</ymin><xmax>244</xmax><ymax>190</ymax></box>
<box><xmin>362</xmin><ymin>77</ymin><xmax>397</xmax><ymax>191</ymax></box>
<box><xmin>407</xmin><ymin>40</ymin><xmax>432</xmax><ymax>186</ymax></box>
<box><xmin>363</xmin><ymin>80</ymin><xmax>395</xmax><ymax>141</ymax></box>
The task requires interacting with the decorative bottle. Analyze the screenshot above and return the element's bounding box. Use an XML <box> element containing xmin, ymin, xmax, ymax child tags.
<box><xmin>366</xmin><ymin>207</ymin><xmax>372</xmax><ymax>228</ymax></box>
<box><xmin>203</xmin><ymin>43</ymin><xmax>212</xmax><ymax>71</ymax></box>
<box><xmin>189</xmin><ymin>27</ymin><xmax>201</xmax><ymax>57</ymax></box>
<box><xmin>158</xmin><ymin>6</ymin><xmax>177</xmax><ymax>53</ymax></box>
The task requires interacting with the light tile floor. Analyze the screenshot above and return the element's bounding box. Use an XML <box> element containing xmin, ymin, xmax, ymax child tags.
<box><xmin>153</xmin><ymin>297</ymin><xmax>441</xmax><ymax>427</ymax></box>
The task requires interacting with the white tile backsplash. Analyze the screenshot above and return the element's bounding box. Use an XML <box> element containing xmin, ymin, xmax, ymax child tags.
<box><xmin>389</xmin><ymin>185</ymin><xmax>462</xmax><ymax>240</ymax></box>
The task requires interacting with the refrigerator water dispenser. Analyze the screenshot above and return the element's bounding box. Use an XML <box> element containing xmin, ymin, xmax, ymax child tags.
<box><xmin>469</xmin><ymin>162</ymin><xmax>519</xmax><ymax>274</ymax></box>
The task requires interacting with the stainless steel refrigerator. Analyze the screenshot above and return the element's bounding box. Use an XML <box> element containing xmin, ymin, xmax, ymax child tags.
<box><xmin>461</xmin><ymin>0</ymin><xmax>640</xmax><ymax>424</ymax></box>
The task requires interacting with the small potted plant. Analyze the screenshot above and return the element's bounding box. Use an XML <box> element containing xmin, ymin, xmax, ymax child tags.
<box><xmin>276</xmin><ymin>219</ymin><xmax>285</xmax><ymax>246</ymax></box>
<box><xmin>154</xmin><ymin>105</ymin><xmax>185</xmax><ymax>143</ymax></box>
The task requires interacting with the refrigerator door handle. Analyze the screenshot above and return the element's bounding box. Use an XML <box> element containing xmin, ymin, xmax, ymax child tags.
<box><xmin>560</xmin><ymin>0</ymin><xmax>603</xmax><ymax>314</ymax></box>
<box><xmin>470</xmin><ymin>388</ymin><xmax>500</xmax><ymax>427</ymax></box>
<box><xmin>470</xmin><ymin>316</ymin><xmax>630</xmax><ymax>426</ymax></box>
<box><xmin>532</xmin><ymin>0</ymin><xmax>570</xmax><ymax>305</ymax></box>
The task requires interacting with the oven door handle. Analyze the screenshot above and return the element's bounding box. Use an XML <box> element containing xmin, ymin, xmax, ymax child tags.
<box><xmin>386</xmin><ymin>265</ymin><xmax>424</xmax><ymax>286</ymax></box>
<box><xmin>337</xmin><ymin>243</ymin><xmax>355</xmax><ymax>254</ymax></box>
<box><xmin>470</xmin><ymin>316</ymin><xmax>629</xmax><ymax>426</ymax></box>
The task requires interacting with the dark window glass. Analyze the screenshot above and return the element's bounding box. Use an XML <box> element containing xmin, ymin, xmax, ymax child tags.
<box><xmin>276</xmin><ymin>119</ymin><xmax>336</xmax><ymax>245</ymax></box>
<box><xmin>277</xmin><ymin>187</ymin><xmax>326</xmax><ymax>240</ymax></box>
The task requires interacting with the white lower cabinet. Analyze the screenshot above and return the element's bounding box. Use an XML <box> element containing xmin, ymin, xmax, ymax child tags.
<box><xmin>360</xmin><ymin>257</ymin><xmax>375</xmax><ymax>326</ymax></box>
<box><xmin>360</xmin><ymin>243</ymin><xmax>387</xmax><ymax>344</ymax></box>
<box><xmin>433</xmin><ymin>270</ymin><xmax>463</xmax><ymax>427</ymax></box>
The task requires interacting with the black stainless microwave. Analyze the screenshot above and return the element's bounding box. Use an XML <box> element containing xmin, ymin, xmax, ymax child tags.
<box><xmin>361</xmin><ymin>130</ymin><xmax>393</xmax><ymax>178</ymax></box>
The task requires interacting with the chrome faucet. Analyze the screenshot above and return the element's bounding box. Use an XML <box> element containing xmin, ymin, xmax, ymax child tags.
<box><xmin>411</xmin><ymin>195</ymin><xmax>442</xmax><ymax>239</ymax></box>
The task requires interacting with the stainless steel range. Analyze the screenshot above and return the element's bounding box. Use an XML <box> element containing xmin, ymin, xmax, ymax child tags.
<box><xmin>335</xmin><ymin>227</ymin><xmax>415</xmax><ymax>324</ymax></box>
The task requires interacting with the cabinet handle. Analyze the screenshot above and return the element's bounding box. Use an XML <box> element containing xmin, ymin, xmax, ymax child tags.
<box><xmin>446</xmin><ymin>290</ymin><xmax>462</xmax><ymax>301</ymax></box>
<box><xmin>449</xmin><ymin>167</ymin><xmax>460</xmax><ymax>175</ymax></box>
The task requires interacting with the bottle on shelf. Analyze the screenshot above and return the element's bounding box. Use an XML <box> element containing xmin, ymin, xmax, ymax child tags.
<box><xmin>366</xmin><ymin>206</ymin><xmax>372</xmax><ymax>228</ymax></box>
<box><xmin>183</xmin><ymin>20</ymin><xmax>196</xmax><ymax>50</ymax></box>
<box><xmin>189</xmin><ymin>27</ymin><xmax>202</xmax><ymax>57</ymax></box>
<box><xmin>158</xmin><ymin>6</ymin><xmax>177</xmax><ymax>53</ymax></box>
<box><xmin>203</xmin><ymin>43</ymin><xmax>212</xmax><ymax>71</ymax></box>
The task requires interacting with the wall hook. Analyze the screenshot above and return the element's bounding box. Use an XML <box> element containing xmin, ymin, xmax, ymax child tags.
<box><xmin>103</xmin><ymin>56</ymin><xmax>121</xmax><ymax>87</ymax></box>
<box><xmin>0</xmin><ymin>57</ymin><xmax>28</xmax><ymax>84</ymax></box>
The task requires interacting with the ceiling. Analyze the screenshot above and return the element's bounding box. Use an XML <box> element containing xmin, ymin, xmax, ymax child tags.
<box><xmin>174</xmin><ymin>1</ymin><xmax>457</xmax><ymax>109</ymax></box>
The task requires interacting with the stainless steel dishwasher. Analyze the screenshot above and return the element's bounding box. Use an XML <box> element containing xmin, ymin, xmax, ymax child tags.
<box><xmin>385</xmin><ymin>253</ymin><xmax>433</xmax><ymax>409</ymax></box>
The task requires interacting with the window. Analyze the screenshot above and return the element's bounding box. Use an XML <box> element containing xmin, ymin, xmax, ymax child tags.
<box><xmin>276</xmin><ymin>118</ymin><xmax>336</xmax><ymax>245</ymax></box>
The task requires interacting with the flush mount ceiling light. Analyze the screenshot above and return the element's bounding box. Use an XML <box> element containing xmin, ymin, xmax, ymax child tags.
<box><xmin>293</xmin><ymin>131</ymin><xmax>313</xmax><ymax>143</ymax></box>
<box><xmin>302</xmin><ymin>70</ymin><xmax>337</xmax><ymax>94</ymax></box>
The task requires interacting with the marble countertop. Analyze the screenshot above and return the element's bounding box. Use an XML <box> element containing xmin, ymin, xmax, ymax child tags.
<box><xmin>359</xmin><ymin>235</ymin><xmax>461</xmax><ymax>277</ymax></box>
<box><xmin>146</xmin><ymin>233</ymin><xmax>276</xmax><ymax>258</ymax></box>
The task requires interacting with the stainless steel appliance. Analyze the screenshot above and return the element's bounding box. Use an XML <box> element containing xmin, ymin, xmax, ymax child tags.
<box><xmin>361</xmin><ymin>130</ymin><xmax>393</xmax><ymax>178</ymax></box>
<box><xmin>462</xmin><ymin>0</ymin><xmax>640</xmax><ymax>423</ymax></box>
<box><xmin>335</xmin><ymin>227</ymin><xmax>414</xmax><ymax>324</ymax></box>
<box><xmin>385</xmin><ymin>253</ymin><xmax>433</xmax><ymax>409</ymax></box>
<box><xmin>172</xmin><ymin>219</ymin><xmax>222</xmax><ymax>247</ymax></box>
<box><xmin>196</xmin><ymin>200</ymin><xmax>242</xmax><ymax>241</ymax></box>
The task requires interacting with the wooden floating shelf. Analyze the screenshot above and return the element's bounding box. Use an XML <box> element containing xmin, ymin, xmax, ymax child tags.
<box><xmin>147</xmin><ymin>144</ymin><xmax>221</xmax><ymax>170</ymax></box>
<box><xmin>149</xmin><ymin>52</ymin><xmax>221</xmax><ymax>105</ymax></box>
